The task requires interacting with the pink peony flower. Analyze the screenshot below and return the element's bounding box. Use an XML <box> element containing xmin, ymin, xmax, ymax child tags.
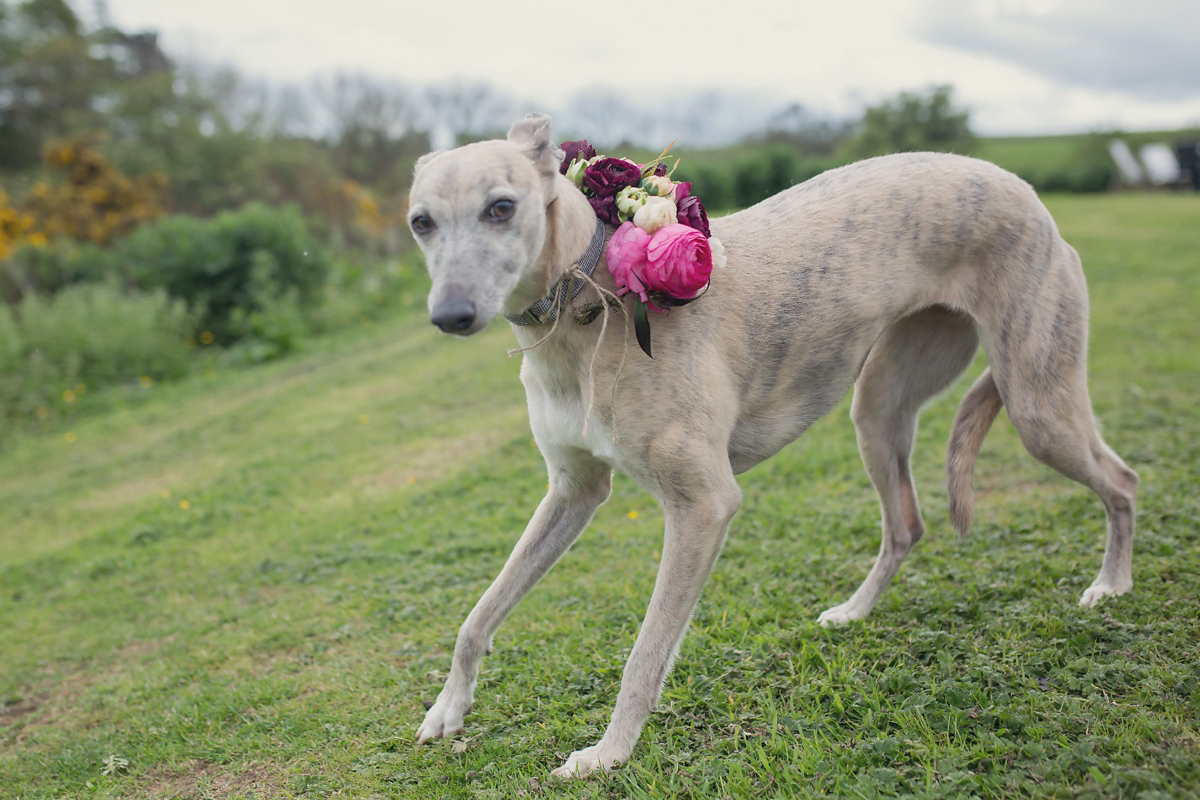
<box><xmin>605</xmin><ymin>222</ymin><xmax>652</xmax><ymax>304</ymax></box>
<box><xmin>644</xmin><ymin>224</ymin><xmax>712</xmax><ymax>299</ymax></box>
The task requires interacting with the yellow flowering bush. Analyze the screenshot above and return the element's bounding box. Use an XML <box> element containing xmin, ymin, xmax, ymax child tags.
<box><xmin>23</xmin><ymin>140</ymin><xmax>167</xmax><ymax>245</ymax></box>
<box><xmin>0</xmin><ymin>192</ymin><xmax>40</xmax><ymax>260</ymax></box>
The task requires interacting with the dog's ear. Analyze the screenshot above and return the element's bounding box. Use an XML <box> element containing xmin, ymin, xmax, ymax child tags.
<box><xmin>413</xmin><ymin>150</ymin><xmax>444</xmax><ymax>178</ymax></box>
<box><xmin>507</xmin><ymin>113</ymin><xmax>560</xmax><ymax>179</ymax></box>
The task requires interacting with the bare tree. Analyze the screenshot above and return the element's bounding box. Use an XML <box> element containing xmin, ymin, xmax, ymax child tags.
<box><xmin>761</xmin><ymin>102</ymin><xmax>854</xmax><ymax>155</ymax></box>
<box><xmin>420</xmin><ymin>79</ymin><xmax>515</xmax><ymax>149</ymax></box>
<box><xmin>314</xmin><ymin>71</ymin><xmax>416</xmax><ymax>144</ymax></box>
<box><xmin>312</xmin><ymin>72</ymin><xmax>423</xmax><ymax>187</ymax></box>
<box><xmin>560</xmin><ymin>86</ymin><xmax>653</xmax><ymax>149</ymax></box>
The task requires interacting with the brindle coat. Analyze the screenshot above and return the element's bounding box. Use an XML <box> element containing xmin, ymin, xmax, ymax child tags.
<box><xmin>407</xmin><ymin>114</ymin><xmax>1138</xmax><ymax>778</ymax></box>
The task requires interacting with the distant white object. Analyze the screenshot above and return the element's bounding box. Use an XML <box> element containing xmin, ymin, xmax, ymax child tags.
<box><xmin>1108</xmin><ymin>139</ymin><xmax>1144</xmax><ymax>184</ymax></box>
<box><xmin>1139</xmin><ymin>143</ymin><xmax>1182</xmax><ymax>186</ymax></box>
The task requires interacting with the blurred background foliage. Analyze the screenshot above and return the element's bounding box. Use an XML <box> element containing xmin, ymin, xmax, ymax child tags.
<box><xmin>0</xmin><ymin>0</ymin><xmax>432</xmax><ymax>441</ymax></box>
<box><xmin>0</xmin><ymin>0</ymin><xmax>1190</xmax><ymax>443</ymax></box>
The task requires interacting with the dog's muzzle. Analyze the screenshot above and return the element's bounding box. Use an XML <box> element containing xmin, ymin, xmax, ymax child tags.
<box><xmin>431</xmin><ymin>298</ymin><xmax>478</xmax><ymax>334</ymax></box>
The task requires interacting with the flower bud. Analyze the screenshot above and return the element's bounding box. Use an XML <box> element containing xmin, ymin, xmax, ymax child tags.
<box><xmin>708</xmin><ymin>236</ymin><xmax>726</xmax><ymax>270</ymax></box>
<box><xmin>641</xmin><ymin>175</ymin><xmax>677</xmax><ymax>198</ymax></box>
<box><xmin>565</xmin><ymin>158</ymin><xmax>588</xmax><ymax>187</ymax></box>
<box><xmin>616</xmin><ymin>186</ymin><xmax>649</xmax><ymax>222</ymax></box>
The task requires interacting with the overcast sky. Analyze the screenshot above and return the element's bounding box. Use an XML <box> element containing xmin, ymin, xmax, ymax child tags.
<box><xmin>102</xmin><ymin>0</ymin><xmax>1200</xmax><ymax>138</ymax></box>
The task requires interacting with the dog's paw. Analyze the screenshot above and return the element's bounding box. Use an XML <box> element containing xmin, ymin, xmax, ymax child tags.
<box><xmin>1078</xmin><ymin>578</ymin><xmax>1132</xmax><ymax>608</ymax></box>
<box><xmin>415</xmin><ymin>694</ymin><xmax>470</xmax><ymax>744</ymax></box>
<box><xmin>817</xmin><ymin>602</ymin><xmax>868</xmax><ymax>627</ymax></box>
<box><xmin>551</xmin><ymin>745</ymin><xmax>622</xmax><ymax>779</ymax></box>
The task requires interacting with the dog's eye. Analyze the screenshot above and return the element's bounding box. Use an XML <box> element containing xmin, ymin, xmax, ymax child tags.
<box><xmin>410</xmin><ymin>214</ymin><xmax>434</xmax><ymax>235</ymax></box>
<box><xmin>487</xmin><ymin>199</ymin><xmax>515</xmax><ymax>221</ymax></box>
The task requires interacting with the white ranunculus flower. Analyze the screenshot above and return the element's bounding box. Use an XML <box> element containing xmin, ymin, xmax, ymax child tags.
<box><xmin>708</xmin><ymin>236</ymin><xmax>727</xmax><ymax>269</ymax></box>
<box><xmin>633</xmin><ymin>196</ymin><xmax>677</xmax><ymax>234</ymax></box>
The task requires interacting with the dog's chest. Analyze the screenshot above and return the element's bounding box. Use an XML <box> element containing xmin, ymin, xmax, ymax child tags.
<box><xmin>535</xmin><ymin>390</ymin><xmax>620</xmax><ymax>456</ymax></box>
<box><xmin>521</xmin><ymin>360</ymin><xmax>620</xmax><ymax>464</ymax></box>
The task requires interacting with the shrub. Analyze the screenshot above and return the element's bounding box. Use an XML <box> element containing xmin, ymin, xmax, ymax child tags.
<box><xmin>1018</xmin><ymin>136</ymin><xmax>1115</xmax><ymax>193</ymax></box>
<box><xmin>0</xmin><ymin>239</ymin><xmax>114</xmax><ymax>303</ymax></box>
<box><xmin>0</xmin><ymin>281</ymin><xmax>193</xmax><ymax>428</ymax></box>
<box><xmin>118</xmin><ymin>203</ymin><xmax>330</xmax><ymax>343</ymax></box>
<box><xmin>678</xmin><ymin>147</ymin><xmax>844</xmax><ymax>211</ymax></box>
<box><xmin>0</xmin><ymin>305</ymin><xmax>21</xmax><ymax>391</ymax></box>
<box><xmin>845</xmin><ymin>85</ymin><xmax>975</xmax><ymax>159</ymax></box>
<box><xmin>683</xmin><ymin>163</ymin><xmax>735</xmax><ymax>213</ymax></box>
<box><xmin>311</xmin><ymin>248</ymin><xmax>430</xmax><ymax>335</ymax></box>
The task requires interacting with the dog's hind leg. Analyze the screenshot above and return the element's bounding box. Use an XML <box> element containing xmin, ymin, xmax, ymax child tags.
<box><xmin>417</xmin><ymin>451</ymin><xmax>611</xmax><ymax>744</ymax></box>
<box><xmin>819</xmin><ymin>306</ymin><xmax>979</xmax><ymax>626</ymax></box>
<box><xmin>981</xmin><ymin>251</ymin><xmax>1138</xmax><ymax>607</ymax></box>
<box><xmin>553</xmin><ymin>441</ymin><xmax>742</xmax><ymax>778</ymax></box>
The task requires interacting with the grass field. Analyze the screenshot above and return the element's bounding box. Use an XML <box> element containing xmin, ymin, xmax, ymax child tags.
<box><xmin>2</xmin><ymin>194</ymin><xmax>1198</xmax><ymax>799</ymax></box>
<box><xmin>973</xmin><ymin>130</ymin><xmax>1198</xmax><ymax>176</ymax></box>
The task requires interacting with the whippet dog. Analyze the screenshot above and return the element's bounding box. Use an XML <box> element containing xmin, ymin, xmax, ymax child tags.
<box><xmin>407</xmin><ymin>113</ymin><xmax>1137</xmax><ymax>777</ymax></box>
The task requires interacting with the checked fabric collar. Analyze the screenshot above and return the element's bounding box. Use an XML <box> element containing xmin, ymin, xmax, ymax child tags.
<box><xmin>504</xmin><ymin>217</ymin><xmax>606</xmax><ymax>326</ymax></box>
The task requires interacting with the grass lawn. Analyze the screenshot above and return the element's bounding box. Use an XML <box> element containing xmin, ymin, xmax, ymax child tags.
<box><xmin>2</xmin><ymin>193</ymin><xmax>1198</xmax><ymax>799</ymax></box>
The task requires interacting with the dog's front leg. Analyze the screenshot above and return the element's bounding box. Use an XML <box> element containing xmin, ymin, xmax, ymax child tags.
<box><xmin>417</xmin><ymin>457</ymin><xmax>611</xmax><ymax>743</ymax></box>
<box><xmin>553</xmin><ymin>472</ymin><xmax>742</xmax><ymax>778</ymax></box>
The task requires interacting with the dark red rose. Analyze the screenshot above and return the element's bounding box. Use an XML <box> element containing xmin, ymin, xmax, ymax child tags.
<box><xmin>558</xmin><ymin>140</ymin><xmax>596</xmax><ymax>174</ymax></box>
<box><xmin>675</xmin><ymin>194</ymin><xmax>710</xmax><ymax>238</ymax></box>
<box><xmin>652</xmin><ymin>162</ymin><xmax>669</xmax><ymax>177</ymax></box>
<box><xmin>588</xmin><ymin>193</ymin><xmax>620</xmax><ymax>226</ymax></box>
<box><xmin>583</xmin><ymin>157</ymin><xmax>643</xmax><ymax>198</ymax></box>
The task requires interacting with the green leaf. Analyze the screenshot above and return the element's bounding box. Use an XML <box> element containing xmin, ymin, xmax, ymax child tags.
<box><xmin>634</xmin><ymin>300</ymin><xmax>652</xmax><ymax>358</ymax></box>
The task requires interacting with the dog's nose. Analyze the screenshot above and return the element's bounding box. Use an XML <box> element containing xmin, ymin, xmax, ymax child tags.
<box><xmin>431</xmin><ymin>299</ymin><xmax>477</xmax><ymax>333</ymax></box>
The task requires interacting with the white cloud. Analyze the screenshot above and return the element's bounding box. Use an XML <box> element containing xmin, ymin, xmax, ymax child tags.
<box><xmin>915</xmin><ymin>0</ymin><xmax>1200</xmax><ymax>100</ymax></box>
<box><xmin>102</xmin><ymin>0</ymin><xmax>1200</xmax><ymax>136</ymax></box>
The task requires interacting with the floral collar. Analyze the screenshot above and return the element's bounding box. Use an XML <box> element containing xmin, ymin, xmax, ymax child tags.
<box><xmin>504</xmin><ymin>216</ymin><xmax>606</xmax><ymax>326</ymax></box>
<box><xmin>558</xmin><ymin>139</ymin><xmax>725</xmax><ymax>357</ymax></box>
<box><xmin>504</xmin><ymin>140</ymin><xmax>725</xmax><ymax>357</ymax></box>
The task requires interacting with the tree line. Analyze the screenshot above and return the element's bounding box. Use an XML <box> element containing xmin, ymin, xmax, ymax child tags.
<box><xmin>2</xmin><ymin>0</ymin><xmax>985</xmax><ymax>226</ymax></box>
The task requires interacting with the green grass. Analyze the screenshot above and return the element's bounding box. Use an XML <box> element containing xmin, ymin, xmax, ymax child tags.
<box><xmin>972</xmin><ymin>136</ymin><xmax>1090</xmax><ymax>179</ymax></box>
<box><xmin>973</xmin><ymin>129</ymin><xmax>1199</xmax><ymax>177</ymax></box>
<box><xmin>2</xmin><ymin>194</ymin><xmax>1199</xmax><ymax>799</ymax></box>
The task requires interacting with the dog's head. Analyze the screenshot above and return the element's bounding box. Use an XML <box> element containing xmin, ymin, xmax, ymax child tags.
<box><xmin>408</xmin><ymin>113</ymin><xmax>561</xmax><ymax>335</ymax></box>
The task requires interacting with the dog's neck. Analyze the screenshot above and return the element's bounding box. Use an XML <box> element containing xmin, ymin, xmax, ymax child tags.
<box><xmin>511</xmin><ymin>174</ymin><xmax>605</xmax><ymax>317</ymax></box>
<box><xmin>508</xmin><ymin>176</ymin><xmax>622</xmax><ymax>368</ymax></box>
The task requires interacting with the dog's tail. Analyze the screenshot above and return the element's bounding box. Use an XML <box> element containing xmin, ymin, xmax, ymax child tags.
<box><xmin>946</xmin><ymin>368</ymin><xmax>1004</xmax><ymax>538</ymax></box>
